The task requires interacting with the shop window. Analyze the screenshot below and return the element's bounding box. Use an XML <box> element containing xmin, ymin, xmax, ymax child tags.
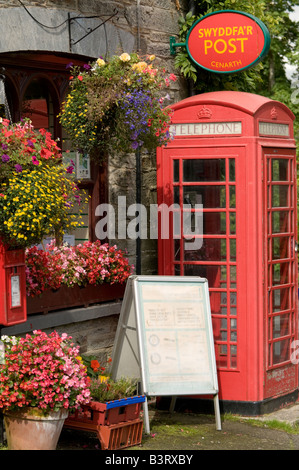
<box><xmin>22</xmin><ymin>79</ymin><xmax>51</xmax><ymax>130</ymax></box>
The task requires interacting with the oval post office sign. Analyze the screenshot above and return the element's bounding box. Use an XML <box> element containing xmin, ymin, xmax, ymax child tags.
<box><xmin>186</xmin><ymin>10</ymin><xmax>271</xmax><ymax>74</ymax></box>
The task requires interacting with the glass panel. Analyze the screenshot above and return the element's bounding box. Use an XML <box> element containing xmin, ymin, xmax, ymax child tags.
<box><xmin>173</xmin><ymin>186</ymin><xmax>180</xmax><ymax>204</ymax></box>
<box><xmin>272</xmin><ymin>287</ymin><xmax>289</xmax><ymax>312</ymax></box>
<box><xmin>22</xmin><ymin>78</ymin><xmax>50</xmax><ymax>129</ymax></box>
<box><xmin>174</xmin><ymin>264</ymin><xmax>181</xmax><ymax>276</ymax></box>
<box><xmin>184</xmin><ymin>239</ymin><xmax>226</xmax><ymax>261</ymax></box>
<box><xmin>272</xmin><ymin>185</ymin><xmax>288</xmax><ymax>207</ymax></box>
<box><xmin>174</xmin><ymin>239</ymin><xmax>180</xmax><ymax>261</ymax></box>
<box><xmin>229</xmin><ymin>186</ymin><xmax>236</xmax><ymax>208</ymax></box>
<box><xmin>184</xmin><ymin>265</ymin><xmax>226</xmax><ymax>287</ymax></box>
<box><xmin>210</xmin><ymin>292</ymin><xmax>227</xmax><ymax>315</ymax></box>
<box><xmin>273</xmin><ymin>339</ymin><xmax>290</xmax><ymax>365</ymax></box>
<box><xmin>272</xmin><ymin>236</ymin><xmax>289</xmax><ymax>260</ymax></box>
<box><xmin>230</xmin><ymin>318</ymin><xmax>237</xmax><ymax>341</ymax></box>
<box><xmin>272</xmin><ymin>262</ymin><xmax>289</xmax><ymax>285</ymax></box>
<box><xmin>230</xmin><ymin>239</ymin><xmax>236</xmax><ymax>261</ymax></box>
<box><xmin>229</xmin><ymin>159</ymin><xmax>235</xmax><ymax>181</ymax></box>
<box><xmin>230</xmin><ymin>345</ymin><xmax>237</xmax><ymax>368</ymax></box>
<box><xmin>272</xmin><ymin>159</ymin><xmax>288</xmax><ymax>181</ymax></box>
<box><xmin>272</xmin><ymin>211</ymin><xmax>289</xmax><ymax>233</ymax></box>
<box><xmin>203</xmin><ymin>212</ymin><xmax>226</xmax><ymax>234</ymax></box>
<box><xmin>230</xmin><ymin>265</ymin><xmax>237</xmax><ymax>283</ymax></box>
<box><xmin>173</xmin><ymin>160</ymin><xmax>179</xmax><ymax>182</ymax></box>
<box><xmin>229</xmin><ymin>212</ymin><xmax>236</xmax><ymax>234</ymax></box>
<box><xmin>183</xmin><ymin>159</ymin><xmax>225</xmax><ymax>182</ymax></box>
<box><xmin>272</xmin><ymin>313</ymin><xmax>290</xmax><ymax>338</ymax></box>
<box><xmin>183</xmin><ymin>186</ymin><xmax>225</xmax><ymax>208</ymax></box>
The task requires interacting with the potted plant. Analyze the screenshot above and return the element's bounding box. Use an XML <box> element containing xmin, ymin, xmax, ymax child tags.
<box><xmin>59</xmin><ymin>52</ymin><xmax>176</xmax><ymax>156</ymax></box>
<box><xmin>0</xmin><ymin>330</ymin><xmax>91</xmax><ymax>450</ymax></box>
<box><xmin>64</xmin><ymin>355</ymin><xmax>145</xmax><ymax>450</ymax></box>
<box><xmin>25</xmin><ymin>240</ymin><xmax>133</xmax><ymax>314</ymax></box>
<box><xmin>0</xmin><ymin>118</ymin><xmax>85</xmax><ymax>250</ymax></box>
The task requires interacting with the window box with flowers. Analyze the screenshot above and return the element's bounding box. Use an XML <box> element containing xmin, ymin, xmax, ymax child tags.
<box><xmin>59</xmin><ymin>52</ymin><xmax>176</xmax><ymax>155</ymax></box>
<box><xmin>64</xmin><ymin>356</ymin><xmax>145</xmax><ymax>450</ymax></box>
<box><xmin>0</xmin><ymin>330</ymin><xmax>91</xmax><ymax>450</ymax></box>
<box><xmin>26</xmin><ymin>240</ymin><xmax>133</xmax><ymax>314</ymax></box>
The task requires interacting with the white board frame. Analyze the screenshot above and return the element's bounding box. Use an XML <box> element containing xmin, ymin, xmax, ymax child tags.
<box><xmin>111</xmin><ymin>275</ymin><xmax>221</xmax><ymax>432</ymax></box>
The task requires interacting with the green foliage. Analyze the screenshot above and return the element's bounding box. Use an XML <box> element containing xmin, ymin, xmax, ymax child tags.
<box><xmin>89</xmin><ymin>377</ymin><xmax>138</xmax><ymax>403</ymax></box>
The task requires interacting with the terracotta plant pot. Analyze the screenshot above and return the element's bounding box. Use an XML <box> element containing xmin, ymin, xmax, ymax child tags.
<box><xmin>3</xmin><ymin>408</ymin><xmax>68</xmax><ymax>450</ymax></box>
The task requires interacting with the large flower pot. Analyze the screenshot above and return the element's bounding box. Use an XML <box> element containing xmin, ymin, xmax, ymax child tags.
<box><xmin>3</xmin><ymin>408</ymin><xmax>68</xmax><ymax>450</ymax></box>
<box><xmin>27</xmin><ymin>283</ymin><xmax>126</xmax><ymax>315</ymax></box>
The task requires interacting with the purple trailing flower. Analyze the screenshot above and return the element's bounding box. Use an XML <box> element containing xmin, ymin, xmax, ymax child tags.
<box><xmin>1</xmin><ymin>143</ymin><xmax>8</xmax><ymax>150</ymax></box>
<box><xmin>27</xmin><ymin>140</ymin><xmax>35</xmax><ymax>148</ymax></box>
<box><xmin>1</xmin><ymin>154</ymin><xmax>9</xmax><ymax>163</ymax></box>
<box><xmin>131</xmin><ymin>141</ymin><xmax>139</xmax><ymax>150</ymax></box>
<box><xmin>14</xmin><ymin>164</ymin><xmax>22</xmax><ymax>173</ymax></box>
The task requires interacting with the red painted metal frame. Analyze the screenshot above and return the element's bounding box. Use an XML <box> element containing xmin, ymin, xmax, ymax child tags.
<box><xmin>0</xmin><ymin>243</ymin><xmax>27</xmax><ymax>326</ymax></box>
<box><xmin>157</xmin><ymin>91</ymin><xmax>297</xmax><ymax>405</ymax></box>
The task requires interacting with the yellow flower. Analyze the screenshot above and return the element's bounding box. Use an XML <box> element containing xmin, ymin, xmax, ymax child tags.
<box><xmin>96</xmin><ymin>58</ymin><xmax>106</xmax><ymax>67</ymax></box>
<box><xmin>148</xmin><ymin>54</ymin><xmax>156</xmax><ymax>61</ymax></box>
<box><xmin>132</xmin><ymin>61</ymin><xmax>147</xmax><ymax>72</ymax></box>
<box><xmin>119</xmin><ymin>53</ymin><xmax>131</xmax><ymax>62</ymax></box>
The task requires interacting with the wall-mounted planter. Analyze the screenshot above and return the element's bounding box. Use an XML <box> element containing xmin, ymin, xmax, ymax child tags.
<box><xmin>27</xmin><ymin>283</ymin><xmax>125</xmax><ymax>315</ymax></box>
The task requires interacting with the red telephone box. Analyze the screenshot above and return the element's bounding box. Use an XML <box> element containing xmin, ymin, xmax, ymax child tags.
<box><xmin>0</xmin><ymin>242</ymin><xmax>27</xmax><ymax>326</ymax></box>
<box><xmin>157</xmin><ymin>91</ymin><xmax>298</xmax><ymax>413</ymax></box>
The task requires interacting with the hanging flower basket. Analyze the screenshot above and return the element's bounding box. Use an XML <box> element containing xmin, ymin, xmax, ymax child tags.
<box><xmin>59</xmin><ymin>52</ymin><xmax>176</xmax><ymax>155</ymax></box>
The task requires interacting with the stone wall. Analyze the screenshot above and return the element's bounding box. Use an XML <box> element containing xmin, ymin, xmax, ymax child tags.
<box><xmin>0</xmin><ymin>0</ymin><xmax>190</xmax><ymax>359</ymax></box>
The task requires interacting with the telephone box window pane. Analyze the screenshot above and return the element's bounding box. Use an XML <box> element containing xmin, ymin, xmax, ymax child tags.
<box><xmin>229</xmin><ymin>186</ymin><xmax>236</xmax><ymax>208</ymax></box>
<box><xmin>272</xmin><ymin>185</ymin><xmax>288</xmax><ymax>207</ymax></box>
<box><xmin>229</xmin><ymin>212</ymin><xmax>236</xmax><ymax>234</ymax></box>
<box><xmin>273</xmin><ymin>339</ymin><xmax>290</xmax><ymax>365</ymax></box>
<box><xmin>230</xmin><ymin>345</ymin><xmax>237</xmax><ymax>368</ymax></box>
<box><xmin>183</xmin><ymin>159</ymin><xmax>225</xmax><ymax>182</ymax></box>
<box><xmin>272</xmin><ymin>236</ymin><xmax>289</xmax><ymax>260</ymax></box>
<box><xmin>210</xmin><ymin>292</ymin><xmax>227</xmax><ymax>315</ymax></box>
<box><xmin>272</xmin><ymin>159</ymin><xmax>288</xmax><ymax>181</ymax></box>
<box><xmin>272</xmin><ymin>313</ymin><xmax>290</xmax><ymax>337</ymax></box>
<box><xmin>184</xmin><ymin>239</ymin><xmax>226</xmax><ymax>261</ymax></box>
<box><xmin>230</xmin><ymin>265</ymin><xmax>237</xmax><ymax>283</ymax></box>
<box><xmin>184</xmin><ymin>265</ymin><xmax>226</xmax><ymax>287</ymax></box>
<box><xmin>229</xmin><ymin>159</ymin><xmax>235</xmax><ymax>181</ymax></box>
<box><xmin>203</xmin><ymin>212</ymin><xmax>226</xmax><ymax>234</ymax></box>
<box><xmin>230</xmin><ymin>239</ymin><xmax>236</xmax><ymax>261</ymax></box>
<box><xmin>173</xmin><ymin>160</ymin><xmax>179</xmax><ymax>182</ymax></box>
<box><xmin>183</xmin><ymin>186</ymin><xmax>225</xmax><ymax>208</ymax></box>
<box><xmin>174</xmin><ymin>239</ymin><xmax>180</xmax><ymax>261</ymax></box>
<box><xmin>272</xmin><ymin>211</ymin><xmax>289</xmax><ymax>233</ymax></box>
<box><xmin>272</xmin><ymin>287</ymin><xmax>289</xmax><ymax>312</ymax></box>
<box><xmin>272</xmin><ymin>262</ymin><xmax>289</xmax><ymax>285</ymax></box>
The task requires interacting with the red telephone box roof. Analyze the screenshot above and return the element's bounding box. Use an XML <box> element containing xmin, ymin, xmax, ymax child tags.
<box><xmin>171</xmin><ymin>91</ymin><xmax>295</xmax><ymax>120</ymax></box>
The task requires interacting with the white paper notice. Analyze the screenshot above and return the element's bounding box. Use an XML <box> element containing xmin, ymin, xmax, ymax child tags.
<box><xmin>141</xmin><ymin>283</ymin><xmax>212</xmax><ymax>386</ymax></box>
<box><xmin>11</xmin><ymin>275</ymin><xmax>21</xmax><ymax>307</ymax></box>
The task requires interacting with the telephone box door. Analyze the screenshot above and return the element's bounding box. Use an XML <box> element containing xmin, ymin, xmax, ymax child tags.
<box><xmin>157</xmin><ymin>146</ymin><xmax>248</xmax><ymax>400</ymax></box>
